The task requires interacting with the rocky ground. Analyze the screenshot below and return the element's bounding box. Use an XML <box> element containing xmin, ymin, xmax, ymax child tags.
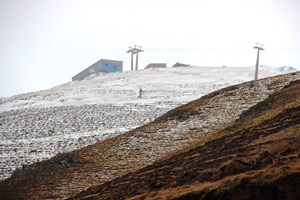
<box><xmin>0</xmin><ymin>72</ymin><xmax>299</xmax><ymax>199</ymax></box>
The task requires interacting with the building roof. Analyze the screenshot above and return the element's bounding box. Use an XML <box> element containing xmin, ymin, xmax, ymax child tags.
<box><xmin>145</xmin><ymin>63</ymin><xmax>167</xmax><ymax>69</ymax></box>
<box><xmin>72</xmin><ymin>59</ymin><xmax>123</xmax><ymax>81</ymax></box>
<box><xmin>172</xmin><ymin>62</ymin><xmax>190</xmax><ymax>68</ymax></box>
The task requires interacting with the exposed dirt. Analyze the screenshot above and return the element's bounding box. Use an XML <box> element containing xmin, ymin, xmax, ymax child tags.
<box><xmin>1</xmin><ymin>73</ymin><xmax>300</xmax><ymax>200</ymax></box>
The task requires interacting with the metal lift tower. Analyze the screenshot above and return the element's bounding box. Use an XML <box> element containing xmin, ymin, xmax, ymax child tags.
<box><xmin>254</xmin><ymin>43</ymin><xmax>264</xmax><ymax>80</ymax></box>
<box><xmin>127</xmin><ymin>45</ymin><xmax>144</xmax><ymax>71</ymax></box>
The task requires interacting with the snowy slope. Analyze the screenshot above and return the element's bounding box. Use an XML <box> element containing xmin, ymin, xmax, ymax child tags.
<box><xmin>0</xmin><ymin>66</ymin><xmax>297</xmax><ymax>180</ymax></box>
<box><xmin>1</xmin><ymin>66</ymin><xmax>295</xmax><ymax>111</ymax></box>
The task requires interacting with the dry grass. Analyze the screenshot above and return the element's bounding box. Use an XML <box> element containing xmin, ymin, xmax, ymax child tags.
<box><xmin>266</xmin><ymin>140</ymin><xmax>289</xmax><ymax>155</ymax></box>
<box><xmin>127</xmin><ymin>165</ymin><xmax>293</xmax><ymax>200</ymax></box>
<box><xmin>127</xmin><ymin>182</ymin><xmax>213</xmax><ymax>200</ymax></box>
<box><xmin>129</xmin><ymin>158</ymin><xmax>300</xmax><ymax>200</ymax></box>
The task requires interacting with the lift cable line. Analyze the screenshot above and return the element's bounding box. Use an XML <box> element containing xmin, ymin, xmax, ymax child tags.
<box><xmin>127</xmin><ymin>45</ymin><xmax>144</xmax><ymax>71</ymax></box>
<box><xmin>254</xmin><ymin>43</ymin><xmax>265</xmax><ymax>80</ymax></box>
<box><xmin>144</xmin><ymin>47</ymin><xmax>252</xmax><ymax>53</ymax></box>
<box><xmin>266</xmin><ymin>48</ymin><xmax>300</xmax><ymax>52</ymax></box>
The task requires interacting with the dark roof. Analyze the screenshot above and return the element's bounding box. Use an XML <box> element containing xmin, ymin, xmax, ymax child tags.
<box><xmin>145</xmin><ymin>63</ymin><xmax>167</xmax><ymax>69</ymax></box>
<box><xmin>172</xmin><ymin>62</ymin><xmax>190</xmax><ymax>67</ymax></box>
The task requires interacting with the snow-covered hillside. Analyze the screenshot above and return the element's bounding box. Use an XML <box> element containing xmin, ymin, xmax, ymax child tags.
<box><xmin>0</xmin><ymin>66</ymin><xmax>297</xmax><ymax>180</ymax></box>
<box><xmin>2</xmin><ymin>66</ymin><xmax>296</xmax><ymax>111</ymax></box>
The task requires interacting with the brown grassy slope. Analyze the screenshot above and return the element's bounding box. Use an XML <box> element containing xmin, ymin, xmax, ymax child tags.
<box><xmin>69</xmin><ymin>79</ymin><xmax>300</xmax><ymax>200</ymax></box>
<box><xmin>0</xmin><ymin>72</ymin><xmax>299</xmax><ymax>200</ymax></box>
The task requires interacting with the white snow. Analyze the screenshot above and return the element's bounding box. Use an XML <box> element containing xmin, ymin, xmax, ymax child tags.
<box><xmin>0</xmin><ymin>66</ymin><xmax>297</xmax><ymax>180</ymax></box>
<box><xmin>2</xmin><ymin>66</ymin><xmax>296</xmax><ymax>112</ymax></box>
<box><xmin>277</xmin><ymin>66</ymin><xmax>298</xmax><ymax>72</ymax></box>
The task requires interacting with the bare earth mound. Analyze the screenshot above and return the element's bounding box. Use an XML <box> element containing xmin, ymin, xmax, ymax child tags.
<box><xmin>1</xmin><ymin>72</ymin><xmax>300</xmax><ymax>199</ymax></box>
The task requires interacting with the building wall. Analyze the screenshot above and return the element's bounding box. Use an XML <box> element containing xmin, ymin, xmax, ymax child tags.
<box><xmin>72</xmin><ymin>59</ymin><xmax>123</xmax><ymax>81</ymax></box>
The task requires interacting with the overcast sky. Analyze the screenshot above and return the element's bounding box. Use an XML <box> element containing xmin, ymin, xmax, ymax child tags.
<box><xmin>1</xmin><ymin>0</ymin><xmax>300</xmax><ymax>97</ymax></box>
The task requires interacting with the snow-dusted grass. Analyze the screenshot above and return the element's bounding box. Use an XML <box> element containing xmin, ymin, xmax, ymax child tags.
<box><xmin>0</xmin><ymin>103</ymin><xmax>176</xmax><ymax>180</ymax></box>
<box><xmin>0</xmin><ymin>66</ymin><xmax>297</xmax><ymax>180</ymax></box>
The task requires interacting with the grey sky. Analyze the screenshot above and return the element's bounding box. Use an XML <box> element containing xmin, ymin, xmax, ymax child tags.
<box><xmin>1</xmin><ymin>0</ymin><xmax>300</xmax><ymax>97</ymax></box>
